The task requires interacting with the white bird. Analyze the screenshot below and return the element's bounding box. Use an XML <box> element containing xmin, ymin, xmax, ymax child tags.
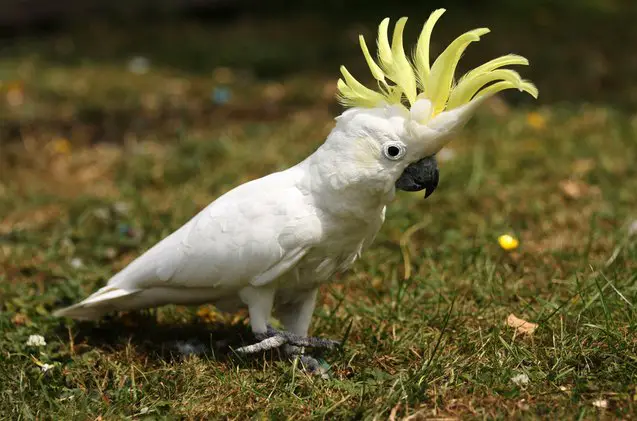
<box><xmin>54</xmin><ymin>9</ymin><xmax>537</xmax><ymax>370</ymax></box>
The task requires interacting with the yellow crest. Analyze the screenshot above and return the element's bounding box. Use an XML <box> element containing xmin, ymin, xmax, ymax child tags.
<box><xmin>337</xmin><ymin>9</ymin><xmax>538</xmax><ymax>115</ymax></box>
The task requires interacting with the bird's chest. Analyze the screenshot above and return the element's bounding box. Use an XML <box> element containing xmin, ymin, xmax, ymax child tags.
<box><xmin>285</xmin><ymin>206</ymin><xmax>386</xmax><ymax>288</ymax></box>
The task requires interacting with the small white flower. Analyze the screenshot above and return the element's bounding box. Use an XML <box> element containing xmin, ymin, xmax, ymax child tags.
<box><xmin>70</xmin><ymin>257</ymin><xmax>83</xmax><ymax>268</ymax></box>
<box><xmin>592</xmin><ymin>399</ymin><xmax>608</xmax><ymax>409</ymax></box>
<box><xmin>40</xmin><ymin>363</ymin><xmax>54</xmax><ymax>373</ymax></box>
<box><xmin>628</xmin><ymin>220</ymin><xmax>637</xmax><ymax>236</ymax></box>
<box><xmin>511</xmin><ymin>373</ymin><xmax>529</xmax><ymax>387</ymax></box>
<box><xmin>26</xmin><ymin>334</ymin><xmax>46</xmax><ymax>347</ymax></box>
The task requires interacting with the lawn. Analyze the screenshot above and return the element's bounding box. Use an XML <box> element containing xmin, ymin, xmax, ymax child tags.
<box><xmin>1</xmin><ymin>4</ymin><xmax>637</xmax><ymax>419</ymax></box>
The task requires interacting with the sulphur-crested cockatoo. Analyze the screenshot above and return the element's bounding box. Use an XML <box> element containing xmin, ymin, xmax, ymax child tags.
<box><xmin>55</xmin><ymin>9</ymin><xmax>537</xmax><ymax>370</ymax></box>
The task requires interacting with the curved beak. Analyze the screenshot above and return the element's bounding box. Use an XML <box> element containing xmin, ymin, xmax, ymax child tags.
<box><xmin>395</xmin><ymin>155</ymin><xmax>439</xmax><ymax>199</ymax></box>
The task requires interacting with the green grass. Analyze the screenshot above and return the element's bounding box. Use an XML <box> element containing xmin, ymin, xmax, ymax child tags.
<box><xmin>1</xmin><ymin>10</ymin><xmax>637</xmax><ymax>420</ymax></box>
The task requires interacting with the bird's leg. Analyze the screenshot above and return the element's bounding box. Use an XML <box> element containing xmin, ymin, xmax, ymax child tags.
<box><xmin>235</xmin><ymin>288</ymin><xmax>339</xmax><ymax>363</ymax></box>
<box><xmin>277</xmin><ymin>289</ymin><xmax>336</xmax><ymax>374</ymax></box>
<box><xmin>235</xmin><ymin>286</ymin><xmax>278</xmax><ymax>352</ymax></box>
<box><xmin>278</xmin><ymin>289</ymin><xmax>340</xmax><ymax>375</ymax></box>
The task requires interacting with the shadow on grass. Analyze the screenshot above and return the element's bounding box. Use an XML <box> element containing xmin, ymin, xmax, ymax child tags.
<box><xmin>59</xmin><ymin>313</ymin><xmax>256</xmax><ymax>362</ymax></box>
<box><xmin>56</xmin><ymin>313</ymin><xmax>339</xmax><ymax>369</ymax></box>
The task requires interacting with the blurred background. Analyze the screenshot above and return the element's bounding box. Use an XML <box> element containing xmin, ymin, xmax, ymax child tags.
<box><xmin>0</xmin><ymin>0</ymin><xmax>636</xmax><ymax>159</ymax></box>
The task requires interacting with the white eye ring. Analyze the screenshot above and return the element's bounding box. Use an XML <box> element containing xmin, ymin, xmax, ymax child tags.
<box><xmin>382</xmin><ymin>142</ymin><xmax>407</xmax><ymax>161</ymax></box>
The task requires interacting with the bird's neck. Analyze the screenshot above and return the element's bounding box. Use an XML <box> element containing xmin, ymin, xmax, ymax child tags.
<box><xmin>297</xmin><ymin>144</ymin><xmax>395</xmax><ymax>220</ymax></box>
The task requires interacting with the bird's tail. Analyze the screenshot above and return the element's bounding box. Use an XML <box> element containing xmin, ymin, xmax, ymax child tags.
<box><xmin>53</xmin><ymin>286</ymin><xmax>141</xmax><ymax>320</ymax></box>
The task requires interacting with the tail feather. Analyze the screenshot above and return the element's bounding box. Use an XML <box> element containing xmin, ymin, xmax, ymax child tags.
<box><xmin>53</xmin><ymin>287</ymin><xmax>140</xmax><ymax>320</ymax></box>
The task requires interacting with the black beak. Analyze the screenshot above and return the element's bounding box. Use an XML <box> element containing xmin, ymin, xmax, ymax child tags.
<box><xmin>395</xmin><ymin>155</ymin><xmax>439</xmax><ymax>199</ymax></box>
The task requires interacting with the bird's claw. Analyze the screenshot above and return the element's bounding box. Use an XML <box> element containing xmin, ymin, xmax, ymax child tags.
<box><xmin>234</xmin><ymin>325</ymin><xmax>340</xmax><ymax>354</ymax></box>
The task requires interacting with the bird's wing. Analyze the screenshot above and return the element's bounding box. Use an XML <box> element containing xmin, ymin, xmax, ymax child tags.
<box><xmin>105</xmin><ymin>169</ymin><xmax>321</xmax><ymax>292</ymax></box>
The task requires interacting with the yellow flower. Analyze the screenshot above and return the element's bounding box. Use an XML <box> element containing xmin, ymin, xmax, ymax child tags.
<box><xmin>526</xmin><ymin>112</ymin><xmax>546</xmax><ymax>130</ymax></box>
<box><xmin>498</xmin><ymin>234</ymin><xmax>519</xmax><ymax>251</ymax></box>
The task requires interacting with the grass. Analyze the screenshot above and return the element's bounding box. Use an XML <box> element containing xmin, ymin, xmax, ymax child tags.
<box><xmin>1</xmin><ymin>8</ymin><xmax>637</xmax><ymax>420</ymax></box>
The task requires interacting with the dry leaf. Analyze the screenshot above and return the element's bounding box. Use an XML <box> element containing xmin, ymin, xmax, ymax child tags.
<box><xmin>11</xmin><ymin>313</ymin><xmax>30</xmax><ymax>326</ymax></box>
<box><xmin>506</xmin><ymin>313</ymin><xmax>538</xmax><ymax>335</ymax></box>
<box><xmin>371</xmin><ymin>277</ymin><xmax>384</xmax><ymax>290</ymax></box>
<box><xmin>559</xmin><ymin>180</ymin><xmax>583</xmax><ymax>199</ymax></box>
<box><xmin>388</xmin><ymin>403</ymin><xmax>400</xmax><ymax>421</ymax></box>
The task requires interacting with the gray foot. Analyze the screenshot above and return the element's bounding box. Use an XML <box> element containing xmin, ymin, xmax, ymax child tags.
<box><xmin>234</xmin><ymin>325</ymin><xmax>339</xmax><ymax>354</ymax></box>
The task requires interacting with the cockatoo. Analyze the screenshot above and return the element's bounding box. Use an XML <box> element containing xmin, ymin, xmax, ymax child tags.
<box><xmin>54</xmin><ymin>9</ymin><xmax>537</xmax><ymax>370</ymax></box>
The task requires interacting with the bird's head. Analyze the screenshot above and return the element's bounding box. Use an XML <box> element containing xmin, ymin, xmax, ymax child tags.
<box><xmin>326</xmin><ymin>9</ymin><xmax>537</xmax><ymax>199</ymax></box>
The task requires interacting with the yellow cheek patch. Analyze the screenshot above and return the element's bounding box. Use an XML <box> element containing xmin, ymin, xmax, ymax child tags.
<box><xmin>353</xmin><ymin>138</ymin><xmax>382</xmax><ymax>168</ymax></box>
<box><xmin>337</xmin><ymin>9</ymin><xmax>538</xmax><ymax>114</ymax></box>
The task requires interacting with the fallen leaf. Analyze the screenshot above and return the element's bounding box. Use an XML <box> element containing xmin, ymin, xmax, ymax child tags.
<box><xmin>388</xmin><ymin>403</ymin><xmax>400</xmax><ymax>421</ymax></box>
<box><xmin>371</xmin><ymin>277</ymin><xmax>384</xmax><ymax>290</ymax></box>
<box><xmin>559</xmin><ymin>180</ymin><xmax>585</xmax><ymax>199</ymax></box>
<box><xmin>506</xmin><ymin>314</ymin><xmax>538</xmax><ymax>335</ymax></box>
<box><xmin>11</xmin><ymin>313</ymin><xmax>30</xmax><ymax>326</ymax></box>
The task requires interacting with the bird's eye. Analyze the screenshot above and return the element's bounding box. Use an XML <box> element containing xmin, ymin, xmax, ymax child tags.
<box><xmin>383</xmin><ymin>142</ymin><xmax>406</xmax><ymax>161</ymax></box>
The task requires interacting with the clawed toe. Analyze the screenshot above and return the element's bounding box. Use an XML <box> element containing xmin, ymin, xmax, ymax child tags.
<box><xmin>234</xmin><ymin>335</ymin><xmax>287</xmax><ymax>354</ymax></box>
<box><xmin>234</xmin><ymin>326</ymin><xmax>340</xmax><ymax>355</ymax></box>
<box><xmin>286</xmin><ymin>335</ymin><xmax>340</xmax><ymax>350</ymax></box>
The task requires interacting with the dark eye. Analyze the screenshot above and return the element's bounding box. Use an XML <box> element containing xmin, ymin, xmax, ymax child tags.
<box><xmin>383</xmin><ymin>142</ymin><xmax>406</xmax><ymax>161</ymax></box>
